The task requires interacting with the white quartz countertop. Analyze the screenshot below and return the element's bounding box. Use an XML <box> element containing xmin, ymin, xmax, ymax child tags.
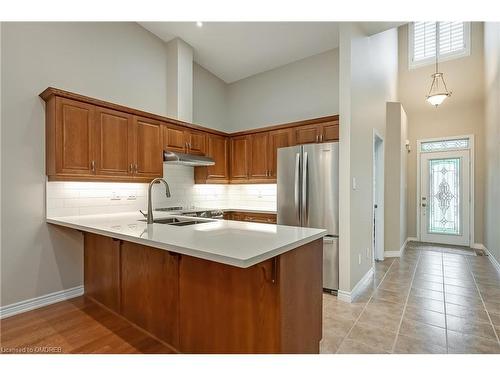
<box><xmin>46</xmin><ymin>212</ymin><xmax>325</xmax><ymax>268</ymax></box>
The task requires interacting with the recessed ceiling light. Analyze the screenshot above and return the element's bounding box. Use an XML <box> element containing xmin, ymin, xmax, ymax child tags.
<box><xmin>196</xmin><ymin>21</ymin><xmax>203</xmax><ymax>28</ymax></box>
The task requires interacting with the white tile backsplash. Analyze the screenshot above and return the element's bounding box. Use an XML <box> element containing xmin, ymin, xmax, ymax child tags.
<box><xmin>46</xmin><ymin>164</ymin><xmax>277</xmax><ymax>217</ymax></box>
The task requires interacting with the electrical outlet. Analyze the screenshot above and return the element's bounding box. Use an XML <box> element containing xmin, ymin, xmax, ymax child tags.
<box><xmin>127</xmin><ymin>194</ymin><xmax>137</xmax><ymax>200</ymax></box>
<box><xmin>110</xmin><ymin>191</ymin><xmax>121</xmax><ymax>201</ymax></box>
<box><xmin>358</xmin><ymin>254</ymin><xmax>362</xmax><ymax>265</ymax></box>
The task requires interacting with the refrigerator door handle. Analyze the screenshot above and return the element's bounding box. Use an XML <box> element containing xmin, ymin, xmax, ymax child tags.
<box><xmin>294</xmin><ymin>153</ymin><xmax>301</xmax><ymax>224</ymax></box>
<box><xmin>302</xmin><ymin>151</ymin><xmax>308</xmax><ymax>226</ymax></box>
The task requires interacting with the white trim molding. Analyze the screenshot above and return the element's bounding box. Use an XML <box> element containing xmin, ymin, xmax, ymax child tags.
<box><xmin>384</xmin><ymin>237</ymin><xmax>416</xmax><ymax>258</ymax></box>
<box><xmin>337</xmin><ymin>266</ymin><xmax>374</xmax><ymax>303</ymax></box>
<box><xmin>0</xmin><ymin>285</ymin><xmax>84</xmax><ymax>319</ymax></box>
<box><xmin>477</xmin><ymin>244</ymin><xmax>500</xmax><ymax>273</ymax></box>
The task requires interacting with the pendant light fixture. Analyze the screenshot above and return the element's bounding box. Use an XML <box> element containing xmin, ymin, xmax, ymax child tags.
<box><xmin>426</xmin><ymin>22</ymin><xmax>452</xmax><ymax>107</ymax></box>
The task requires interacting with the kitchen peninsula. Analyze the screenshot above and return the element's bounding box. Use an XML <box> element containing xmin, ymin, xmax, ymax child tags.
<box><xmin>47</xmin><ymin>211</ymin><xmax>325</xmax><ymax>353</ymax></box>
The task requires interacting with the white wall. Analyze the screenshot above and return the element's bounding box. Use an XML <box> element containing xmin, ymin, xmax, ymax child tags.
<box><xmin>226</xmin><ymin>49</ymin><xmax>339</xmax><ymax>132</ymax></box>
<box><xmin>193</xmin><ymin>62</ymin><xmax>228</xmax><ymax>132</ymax></box>
<box><xmin>398</xmin><ymin>23</ymin><xmax>485</xmax><ymax>243</ymax></box>
<box><xmin>1</xmin><ymin>22</ymin><xmax>170</xmax><ymax>307</ymax></box>
<box><xmin>483</xmin><ymin>22</ymin><xmax>500</xmax><ymax>263</ymax></box>
<box><xmin>385</xmin><ymin>102</ymin><xmax>408</xmax><ymax>253</ymax></box>
<box><xmin>339</xmin><ymin>24</ymin><xmax>398</xmax><ymax>292</ymax></box>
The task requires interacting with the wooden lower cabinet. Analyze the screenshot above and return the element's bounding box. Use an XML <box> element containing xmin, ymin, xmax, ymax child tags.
<box><xmin>224</xmin><ymin>211</ymin><xmax>277</xmax><ymax>224</ymax></box>
<box><xmin>83</xmin><ymin>233</ymin><xmax>121</xmax><ymax>313</ymax></box>
<box><xmin>120</xmin><ymin>241</ymin><xmax>180</xmax><ymax>348</ymax></box>
<box><xmin>83</xmin><ymin>233</ymin><xmax>322</xmax><ymax>353</ymax></box>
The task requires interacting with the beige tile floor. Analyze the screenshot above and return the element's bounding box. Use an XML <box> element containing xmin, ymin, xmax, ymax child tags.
<box><xmin>321</xmin><ymin>241</ymin><xmax>500</xmax><ymax>354</ymax></box>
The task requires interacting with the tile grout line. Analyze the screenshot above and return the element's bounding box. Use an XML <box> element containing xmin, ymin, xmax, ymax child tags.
<box><xmin>464</xmin><ymin>255</ymin><xmax>500</xmax><ymax>346</ymax></box>
<box><xmin>389</xmin><ymin>249</ymin><xmax>422</xmax><ymax>353</ymax></box>
<box><xmin>334</xmin><ymin>257</ymin><xmax>396</xmax><ymax>354</ymax></box>
<box><xmin>441</xmin><ymin>251</ymin><xmax>449</xmax><ymax>354</ymax></box>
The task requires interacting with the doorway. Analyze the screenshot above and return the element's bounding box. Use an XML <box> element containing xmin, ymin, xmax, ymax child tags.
<box><xmin>373</xmin><ymin>131</ymin><xmax>385</xmax><ymax>261</ymax></box>
<box><xmin>417</xmin><ymin>136</ymin><xmax>473</xmax><ymax>247</ymax></box>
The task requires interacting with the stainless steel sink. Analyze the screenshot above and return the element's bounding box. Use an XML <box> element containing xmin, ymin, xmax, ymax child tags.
<box><xmin>139</xmin><ymin>217</ymin><xmax>214</xmax><ymax>226</ymax></box>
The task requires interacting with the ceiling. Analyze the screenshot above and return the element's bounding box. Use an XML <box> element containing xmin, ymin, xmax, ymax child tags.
<box><xmin>139</xmin><ymin>22</ymin><xmax>404</xmax><ymax>83</ymax></box>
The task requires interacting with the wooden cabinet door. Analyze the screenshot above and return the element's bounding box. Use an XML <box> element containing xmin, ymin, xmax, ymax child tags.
<box><xmin>321</xmin><ymin>121</ymin><xmax>339</xmax><ymax>142</ymax></box>
<box><xmin>206</xmin><ymin>134</ymin><xmax>228</xmax><ymax>180</ymax></box>
<box><xmin>249</xmin><ymin>132</ymin><xmax>270</xmax><ymax>180</ymax></box>
<box><xmin>84</xmin><ymin>233</ymin><xmax>121</xmax><ymax>313</ymax></box>
<box><xmin>94</xmin><ymin>107</ymin><xmax>134</xmax><ymax>177</ymax></box>
<box><xmin>55</xmin><ymin>97</ymin><xmax>95</xmax><ymax>176</ymax></box>
<box><xmin>294</xmin><ymin>124</ymin><xmax>320</xmax><ymax>145</ymax></box>
<box><xmin>268</xmin><ymin>128</ymin><xmax>294</xmax><ymax>178</ymax></box>
<box><xmin>230</xmin><ymin>135</ymin><xmax>250</xmax><ymax>181</ymax></box>
<box><xmin>133</xmin><ymin>117</ymin><xmax>163</xmax><ymax>179</ymax></box>
<box><xmin>121</xmin><ymin>242</ymin><xmax>180</xmax><ymax>348</ymax></box>
<box><xmin>162</xmin><ymin>123</ymin><xmax>187</xmax><ymax>153</ymax></box>
<box><xmin>186</xmin><ymin>130</ymin><xmax>206</xmax><ymax>155</ymax></box>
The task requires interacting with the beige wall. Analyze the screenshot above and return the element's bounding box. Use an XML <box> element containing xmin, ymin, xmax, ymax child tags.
<box><xmin>227</xmin><ymin>49</ymin><xmax>339</xmax><ymax>132</ymax></box>
<box><xmin>1</xmin><ymin>22</ymin><xmax>169</xmax><ymax>307</ymax></box>
<box><xmin>339</xmin><ymin>24</ymin><xmax>399</xmax><ymax>292</ymax></box>
<box><xmin>385</xmin><ymin>102</ymin><xmax>408</xmax><ymax>253</ymax></box>
<box><xmin>483</xmin><ymin>22</ymin><xmax>500</xmax><ymax>263</ymax></box>
<box><xmin>398</xmin><ymin>23</ymin><xmax>485</xmax><ymax>243</ymax></box>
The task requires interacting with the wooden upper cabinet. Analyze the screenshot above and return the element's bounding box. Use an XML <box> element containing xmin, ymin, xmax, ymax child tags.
<box><xmin>230</xmin><ymin>135</ymin><xmax>250</xmax><ymax>181</ymax></box>
<box><xmin>249</xmin><ymin>132</ymin><xmax>270</xmax><ymax>180</ymax></box>
<box><xmin>206</xmin><ymin>134</ymin><xmax>228</xmax><ymax>180</ymax></box>
<box><xmin>294</xmin><ymin>124</ymin><xmax>321</xmax><ymax>145</ymax></box>
<box><xmin>54</xmin><ymin>97</ymin><xmax>95</xmax><ymax>176</ymax></box>
<box><xmin>133</xmin><ymin>117</ymin><xmax>163</xmax><ymax>179</ymax></box>
<box><xmin>268</xmin><ymin>128</ymin><xmax>294</xmax><ymax>178</ymax></box>
<box><xmin>186</xmin><ymin>130</ymin><xmax>206</xmax><ymax>156</ymax></box>
<box><xmin>320</xmin><ymin>121</ymin><xmax>339</xmax><ymax>142</ymax></box>
<box><xmin>162</xmin><ymin>124</ymin><xmax>206</xmax><ymax>156</ymax></box>
<box><xmin>163</xmin><ymin>123</ymin><xmax>186</xmax><ymax>153</ymax></box>
<box><xmin>94</xmin><ymin>107</ymin><xmax>134</xmax><ymax>177</ymax></box>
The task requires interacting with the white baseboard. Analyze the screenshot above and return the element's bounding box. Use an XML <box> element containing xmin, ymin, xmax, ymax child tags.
<box><xmin>337</xmin><ymin>266</ymin><xmax>374</xmax><ymax>303</ymax></box>
<box><xmin>481</xmin><ymin>245</ymin><xmax>500</xmax><ymax>273</ymax></box>
<box><xmin>0</xmin><ymin>285</ymin><xmax>84</xmax><ymax>319</ymax></box>
<box><xmin>384</xmin><ymin>237</ymin><xmax>413</xmax><ymax>258</ymax></box>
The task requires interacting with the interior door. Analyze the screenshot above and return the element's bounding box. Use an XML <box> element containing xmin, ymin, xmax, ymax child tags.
<box><xmin>420</xmin><ymin>150</ymin><xmax>470</xmax><ymax>246</ymax></box>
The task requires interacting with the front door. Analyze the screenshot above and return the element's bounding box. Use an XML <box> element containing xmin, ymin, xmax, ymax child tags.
<box><xmin>420</xmin><ymin>150</ymin><xmax>470</xmax><ymax>246</ymax></box>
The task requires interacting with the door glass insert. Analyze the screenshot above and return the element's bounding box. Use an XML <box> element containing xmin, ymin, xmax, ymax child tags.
<box><xmin>428</xmin><ymin>157</ymin><xmax>461</xmax><ymax>235</ymax></box>
<box><xmin>421</xmin><ymin>138</ymin><xmax>469</xmax><ymax>152</ymax></box>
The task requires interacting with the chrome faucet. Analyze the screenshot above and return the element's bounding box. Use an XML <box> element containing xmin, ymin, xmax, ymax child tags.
<box><xmin>140</xmin><ymin>178</ymin><xmax>171</xmax><ymax>224</ymax></box>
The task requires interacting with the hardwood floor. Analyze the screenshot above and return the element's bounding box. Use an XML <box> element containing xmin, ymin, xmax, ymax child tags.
<box><xmin>0</xmin><ymin>296</ymin><xmax>174</xmax><ymax>354</ymax></box>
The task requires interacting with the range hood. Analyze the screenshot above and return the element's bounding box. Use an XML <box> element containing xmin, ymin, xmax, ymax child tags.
<box><xmin>163</xmin><ymin>150</ymin><xmax>215</xmax><ymax>166</ymax></box>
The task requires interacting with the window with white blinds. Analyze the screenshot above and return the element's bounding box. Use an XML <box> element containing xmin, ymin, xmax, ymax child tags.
<box><xmin>409</xmin><ymin>22</ymin><xmax>470</xmax><ymax>69</ymax></box>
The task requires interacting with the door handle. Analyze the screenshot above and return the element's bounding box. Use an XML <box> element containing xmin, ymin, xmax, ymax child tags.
<box><xmin>302</xmin><ymin>151</ymin><xmax>308</xmax><ymax>226</ymax></box>
<box><xmin>294</xmin><ymin>153</ymin><xmax>300</xmax><ymax>224</ymax></box>
<box><xmin>91</xmin><ymin>160</ymin><xmax>95</xmax><ymax>173</ymax></box>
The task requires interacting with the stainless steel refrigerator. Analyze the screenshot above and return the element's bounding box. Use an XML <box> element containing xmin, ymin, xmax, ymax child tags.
<box><xmin>277</xmin><ymin>142</ymin><xmax>339</xmax><ymax>292</ymax></box>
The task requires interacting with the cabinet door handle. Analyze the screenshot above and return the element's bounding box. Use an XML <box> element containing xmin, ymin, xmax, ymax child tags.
<box><xmin>91</xmin><ymin>160</ymin><xmax>95</xmax><ymax>173</ymax></box>
<box><xmin>129</xmin><ymin>164</ymin><xmax>133</xmax><ymax>173</ymax></box>
<box><xmin>316</xmin><ymin>135</ymin><xmax>319</xmax><ymax>143</ymax></box>
<box><xmin>134</xmin><ymin>164</ymin><xmax>138</xmax><ymax>174</ymax></box>
<box><xmin>320</xmin><ymin>134</ymin><xmax>324</xmax><ymax>142</ymax></box>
